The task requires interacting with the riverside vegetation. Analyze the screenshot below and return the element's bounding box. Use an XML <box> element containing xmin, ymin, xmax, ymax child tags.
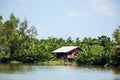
<box><xmin>0</xmin><ymin>14</ymin><xmax>120</xmax><ymax>66</ymax></box>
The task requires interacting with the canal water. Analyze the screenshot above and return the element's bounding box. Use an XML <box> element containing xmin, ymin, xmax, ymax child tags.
<box><xmin>0</xmin><ymin>64</ymin><xmax>120</xmax><ymax>80</ymax></box>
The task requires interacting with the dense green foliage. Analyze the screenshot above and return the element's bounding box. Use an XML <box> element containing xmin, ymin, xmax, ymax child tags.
<box><xmin>112</xmin><ymin>26</ymin><xmax>120</xmax><ymax>65</ymax></box>
<box><xmin>0</xmin><ymin>14</ymin><xmax>120</xmax><ymax>66</ymax></box>
<box><xmin>76</xmin><ymin>36</ymin><xmax>113</xmax><ymax>65</ymax></box>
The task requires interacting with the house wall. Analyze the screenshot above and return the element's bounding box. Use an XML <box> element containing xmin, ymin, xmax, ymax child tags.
<box><xmin>67</xmin><ymin>53</ymin><xmax>75</xmax><ymax>58</ymax></box>
<box><xmin>67</xmin><ymin>48</ymin><xmax>81</xmax><ymax>59</ymax></box>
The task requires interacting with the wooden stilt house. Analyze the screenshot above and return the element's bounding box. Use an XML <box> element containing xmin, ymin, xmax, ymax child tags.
<box><xmin>52</xmin><ymin>46</ymin><xmax>82</xmax><ymax>62</ymax></box>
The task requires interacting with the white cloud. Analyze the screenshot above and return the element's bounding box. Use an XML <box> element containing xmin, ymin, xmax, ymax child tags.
<box><xmin>61</xmin><ymin>0</ymin><xmax>119</xmax><ymax>17</ymax></box>
<box><xmin>67</xmin><ymin>11</ymin><xmax>90</xmax><ymax>17</ymax></box>
<box><xmin>67</xmin><ymin>9</ymin><xmax>90</xmax><ymax>18</ymax></box>
<box><xmin>19</xmin><ymin>0</ymin><xmax>27</xmax><ymax>4</ymax></box>
<box><xmin>60</xmin><ymin>0</ymin><xmax>65</xmax><ymax>6</ymax></box>
<box><xmin>18</xmin><ymin>0</ymin><xmax>28</xmax><ymax>14</ymax></box>
<box><xmin>67</xmin><ymin>11</ymin><xmax>79</xmax><ymax>17</ymax></box>
<box><xmin>88</xmin><ymin>0</ymin><xmax>118</xmax><ymax>16</ymax></box>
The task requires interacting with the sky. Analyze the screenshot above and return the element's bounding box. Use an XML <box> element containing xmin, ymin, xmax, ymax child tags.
<box><xmin>0</xmin><ymin>0</ymin><xmax>120</xmax><ymax>40</ymax></box>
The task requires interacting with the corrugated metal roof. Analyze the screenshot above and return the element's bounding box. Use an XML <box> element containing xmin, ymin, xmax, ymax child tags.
<box><xmin>52</xmin><ymin>46</ymin><xmax>79</xmax><ymax>53</ymax></box>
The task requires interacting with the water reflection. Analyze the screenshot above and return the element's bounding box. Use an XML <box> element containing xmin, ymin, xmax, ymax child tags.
<box><xmin>0</xmin><ymin>64</ymin><xmax>34</xmax><ymax>73</ymax></box>
<box><xmin>0</xmin><ymin>64</ymin><xmax>119</xmax><ymax>80</ymax></box>
<box><xmin>113</xmin><ymin>67</ymin><xmax>120</xmax><ymax>74</ymax></box>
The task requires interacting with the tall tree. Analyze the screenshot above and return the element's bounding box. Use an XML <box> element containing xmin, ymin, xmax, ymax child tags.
<box><xmin>112</xmin><ymin>26</ymin><xmax>120</xmax><ymax>65</ymax></box>
<box><xmin>3</xmin><ymin>13</ymin><xmax>20</xmax><ymax>56</ymax></box>
<box><xmin>0</xmin><ymin>16</ymin><xmax>5</xmax><ymax>52</ymax></box>
<box><xmin>113</xmin><ymin>26</ymin><xmax>120</xmax><ymax>45</ymax></box>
